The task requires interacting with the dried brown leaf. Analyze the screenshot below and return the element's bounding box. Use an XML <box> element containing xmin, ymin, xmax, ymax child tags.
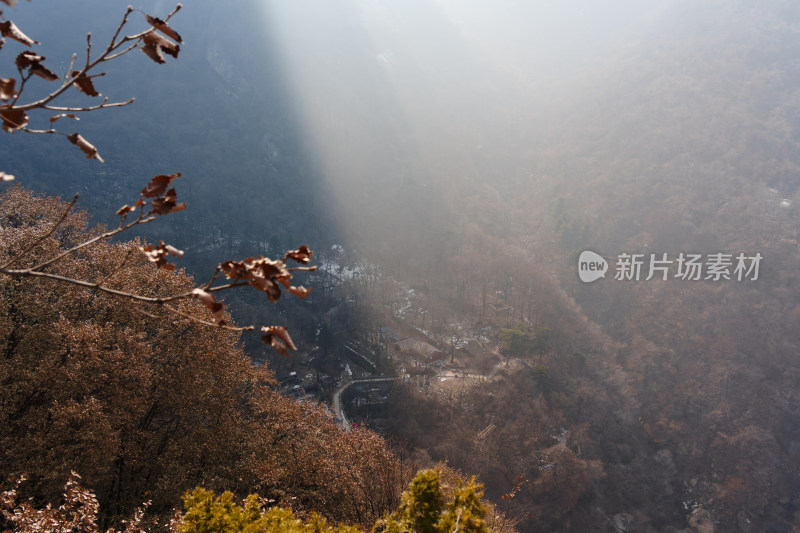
<box><xmin>30</xmin><ymin>63</ymin><xmax>59</xmax><ymax>81</ymax></box>
<box><xmin>0</xmin><ymin>0</ymin><xmax>16</xmax><ymax>7</ymax></box>
<box><xmin>261</xmin><ymin>325</ymin><xmax>297</xmax><ymax>356</ymax></box>
<box><xmin>219</xmin><ymin>256</ymin><xmax>292</xmax><ymax>302</ymax></box>
<box><xmin>141</xmin><ymin>31</ymin><xmax>179</xmax><ymax>64</ymax></box>
<box><xmin>209</xmin><ymin>303</ymin><xmax>225</xmax><ymax>325</ymax></box>
<box><xmin>15</xmin><ymin>51</ymin><xmax>58</xmax><ymax>81</ymax></box>
<box><xmin>141</xmin><ymin>240</ymin><xmax>183</xmax><ymax>270</ymax></box>
<box><xmin>115</xmin><ymin>198</ymin><xmax>145</xmax><ymax>217</ymax></box>
<box><xmin>32</xmin><ymin>65</ymin><xmax>58</xmax><ymax>81</ymax></box>
<box><xmin>151</xmin><ymin>187</ymin><xmax>186</xmax><ymax>215</ymax></box>
<box><xmin>0</xmin><ymin>106</ymin><xmax>27</xmax><ymax>132</ymax></box>
<box><xmin>0</xmin><ymin>77</ymin><xmax>16</xmax><ymax>101</ymax></box>
<box><xmin>0</xmin><ymin>20</ymin><xmax>37</xmax><ymax>47</ymax></box>
<box><xmin>141</xmin><ymin>42</ymin><xmax>165</xmax><ymax>64</ymax></box>
<box><xmin>66</xmin><ymin>133</ymin><xmax>103</xmax><ymax>162</ymax></box>
<box><xmin>49</xmin><ymin>113</ymin><xmax>79</xmax><ymax>123</ymax></box>
<box><xmin>255</xmin><ymin>279</ymin><xmax>283</xmax><ymax>302</ymax></box>
<box><xmin>71</xmin><ymin>71</ymin><xmax>100</xmax><ymax>97</ymax></box>
<box><xmin>191</xmin><ymin>287</ymin><xmax>215</xmax><ymax>307</ymax></box>
<box><xmin>146</xmin><ymin>14</ymin><xmax>183</xmax><ymax>43</ymax></box>
<box><xmin>284</xmin><ymin>245</ymin><xmax>313</xmax><ymax>264</ymax></box>
<box><xmin>164</xmin><ymin>243</ymin><xmax>183</xmax><ymax>257</ymax></box>
<box><xmin>191</xmin><ymin>288</ymin><xmax>225</xmax><ymax>325</ymax></box>
<box><xmin>286</xmin><ymin>285</ymin><xmax>311</xmax><ymax>299</ymax></box>
<box><xmin>147</xmin><ymin>32</ymin><xmax>179</xmax><ymax>59</ymax></box>
<box><xmin>15</xmin><ymin>50</ymin><xmax>39</xmax><ymax>69</ymax></box>
<box><xmin>141</xmin><ymin>173</ymin><xmax>180</xmax><ymax>198</ymax></box>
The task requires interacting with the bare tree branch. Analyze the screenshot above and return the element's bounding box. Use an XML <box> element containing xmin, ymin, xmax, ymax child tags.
<box><xmin>162</xmin><ymin>303</ymin><xmax>256</xmax><ymax>333</ymax></box>
<box><xmin>43</xmin><ymin>98</ymin><xmax>135</xmax><ymax>112</ymax></box>
<box><xmin>27</xmin><ymin>209</ymin><xmax>154</xmax><ymax>273</ymax></box>
<box><xmin>1</xmin><ymin>176</ymin><xmax>314</xmax><ymax>354</ymax></box>
<box><xmin>1</xmin><ymin>3</ymin><xmax>182</xmax><ymax>160</ymax></box>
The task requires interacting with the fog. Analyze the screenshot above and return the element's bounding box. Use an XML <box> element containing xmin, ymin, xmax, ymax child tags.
<box><xmin>257</xmin><ymin>0</ymin><xmax>672</xmax><ymax>255</ymax></box>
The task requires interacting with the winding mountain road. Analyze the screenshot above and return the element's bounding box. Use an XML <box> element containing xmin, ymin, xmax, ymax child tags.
<box><xmin>331</xmin><ymin>376</ymin><xmax>399</xmax><ymax>431</ymax></box>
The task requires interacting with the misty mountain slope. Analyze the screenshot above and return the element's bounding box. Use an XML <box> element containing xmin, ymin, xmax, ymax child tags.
<box><xmin>488</xmin><ymin>2</ymin><xmax>800</xmax><ymax>531</ymax></box>
<box><xmin>267</xmin><ymin>1</ymin><xmax>800</xmax><ymax>529</ymax></box>
<box><xmin>530</xmin><ymin>1</ymin><xmax>800</xmax><ymax>241</ymax></box>
<box><xmin>367</xmin><ymin>2</ymin><xmax>800</xmax><ymax>531</ymax></box>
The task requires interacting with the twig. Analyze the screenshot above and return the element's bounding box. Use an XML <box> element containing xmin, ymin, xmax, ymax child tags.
<box><xmin>20</xmin><ymin>128</ymin><xmax>58</xmax><ymax>134</ymax></box>
<box><xmin>43</xmin><ymin>98</ymin><xmax>135</xmax><ymax>112</ymax></box>
<box><xmin>27</xmin><ymin>210</ymin><xmax>154</xmax><ymax>273</ymax></box>
<box><xmin>85</xmin><ymin>32</ymin><xmax>92</xmax><ymax>68</ymax></box>
<box><xmin>163</xmin><ymin>304</ymin><xmax>255</xmax><ymax>333</ymax></box>
<box><xmin>205</xmin><ymin>281</ymin><xmax>250</xmax><ymax>293</ymax></box>
<box><xmin>12</xmin><ymin>5</ymin><xmax>176</xmax><ymax>113</ymax></box>
<box><xmin>64</xmin><ymin>54</ymin><xmax>77</xmax><ymax>83</ymax></box>
<box><xmin>164</xmin><ymin>3</ymin><xmax>183</xmax><ymax>23</ymax></box>
<box><xmin>1</xmin><ymin>263</ymin><xmax>250</xmax><ymax>332</ymax></box>
<box><xmin>103</xmin><ymin>42</ymin><xmax>141</xmax><ymax>62</ymax></box>
<box><xmin>203</xmin><ymin>268</ymin><xmax>221</xmax><ymax>290</ymax></box>
<box><xmin>0</xmin><ymin>267</ymin><xmax>193</xmax><ymax>304</ymax></box>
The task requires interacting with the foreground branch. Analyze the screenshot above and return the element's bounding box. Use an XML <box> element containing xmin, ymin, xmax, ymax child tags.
<box><xmin>0</xmin><ymin>4</ymin><xmax>183</xmax><ymax>166</ymax></box>
<box><xmin>0</xmin><ymin>175</ymin><xmax>315</xmax><ymax>356</ymax></box>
